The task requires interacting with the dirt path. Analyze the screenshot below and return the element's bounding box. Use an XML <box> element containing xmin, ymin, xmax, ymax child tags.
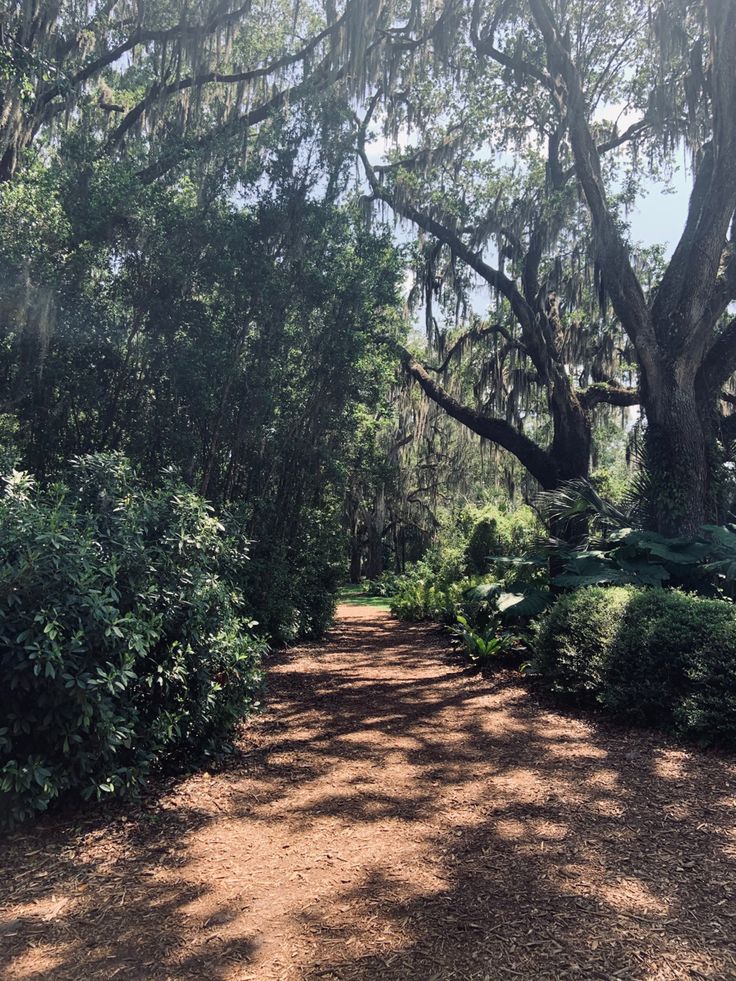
<box><xmin>3</xmin><ymin>605</ymin><xmax>736</xmax><ymax>981</ymax></box>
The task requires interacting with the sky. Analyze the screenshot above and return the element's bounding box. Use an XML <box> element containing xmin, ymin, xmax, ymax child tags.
<box><xmin>630</xmin><ymin>164</ymin><xmax>692</xmax><ymax>255</ymax></box>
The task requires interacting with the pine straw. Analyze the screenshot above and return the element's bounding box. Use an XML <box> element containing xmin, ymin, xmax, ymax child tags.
<box><xmin>2</xmin><ymin>606</ymin><xmax>736</xmax><ymax>981</ymax></box>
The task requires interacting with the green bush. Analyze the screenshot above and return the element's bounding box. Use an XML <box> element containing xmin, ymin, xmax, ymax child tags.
<box><xmin>0</xmin><ymin>455</ymin><xmax>266</xmax><ymax>827</ymax></box>
<box><xmin>465</xmin><ymin>517</ymin><xmax>499</xmax><ymax>575</ymax></box>
<box><xmin>464</xmin><ymin>504</ymin><xmax>540</xmax><ymax>569</ymax></box>
<box><xmin>389</xmin><ymin>503</ymin><xmax>543</xmax><ymax>625</ymax></box>
<box><xmin>390</xmin><ymin>576</ymin><xmax>471</xmax><ymax>623</ymax></box>
<box><xmin>535</xmin><ymin>585</ymin><xmax>736</xmax><ymax>745</ymax></box>
<box><xmin>365</xmin><ymin>571</ymin><xmax>402</xmax><ymax>597</ymax></box>
<box><xmin>450</xmin><ymin>614</ymin><xmax>517</xmax><ymax>667</ymax></box>
<box><xmin>242</xmin><ymin>503</ymin><xmax>341</xmax><ymax>644</ymax></box>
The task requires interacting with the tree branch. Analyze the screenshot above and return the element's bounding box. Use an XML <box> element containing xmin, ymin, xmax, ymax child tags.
<box><xmin>651</xmin><ymin>3</ymin><xmax>736</xmax><ymax>362</ymax></box>
<box><xmin>357</xmin><ymin>121</ymin><xmax>551</xmax><ymax>380</ymax></box>
<box><xmin>578</xmin><ymin>383</ymin><xmax>640</xmax><ymax>410</ymax></box>
<box><xmin>38</xmin><ymin>3</ymin><xmax>255</xmax><ymax>112</ymax></box>
<box><xmin>377</xmin><ymin>336</ymin><xmax>558</xmax><ymax>489</ymax></box>
<box><xmin>135</xmin><ymin>58</ymin><xmax>340</xmax><ymax>183</ymax></box>
<box><xmin>469</xmin><ymin>0</ymin><xmax>552</xmax><ymax>90</ymax></box>
<box><xmin>425</xmin><ymin>321</ymin><xmax>526</xmax><ymax>373</ymax></box>
<box><xmin>106</xmin><ymin>12</ymin><xmax>348</xmax><ymax>149</ymax></box>
<box><xmin>527</xmin><ymin>0</ymin><xmax>659</xmax><ymax>383</ymax></box>
<box><xmin>699</xmin><ymin>317</ymin><xmax>736</xmax><ymax>393</ymax></box>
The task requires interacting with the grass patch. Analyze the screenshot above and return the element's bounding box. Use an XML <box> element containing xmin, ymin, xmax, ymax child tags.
<box><xmin>337</xmin><ymin>584</ymin><xmax>393</xmax><ymax>610</ymax></box>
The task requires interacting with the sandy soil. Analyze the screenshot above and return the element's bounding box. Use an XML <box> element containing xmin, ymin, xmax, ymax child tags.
<box><xmin>2</xmin><ymin>604</ymin><xmax>736</xmax><ymax>980</ymax></box>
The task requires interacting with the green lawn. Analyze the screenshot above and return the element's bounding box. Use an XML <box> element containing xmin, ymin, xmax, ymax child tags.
<box><xmin>337</xmin><ymin>584</ymin><xmax>393</xmax><ymax>610</ymax></box>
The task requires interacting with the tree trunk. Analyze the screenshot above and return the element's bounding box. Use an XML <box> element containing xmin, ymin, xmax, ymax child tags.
<box><xmin>364</xmin><ymin>486</ymin><xmax>386</xmax><ymax>581</ymax></box>
<box><xmin>642</xmin><ymin>374</ymin><xmax>714</xmax><ymax>536</ymax></box>
<box><xmin>551</xmin><ymin>381</ymin><xmax>593</xmax><ymax>483</ymax></box>
<box><xmin>349</xmin><ymin>534</ymin><xmax>362</xmax><ymax>583</ymax></box>
<box><xmin>365</xmin><ymin>525</ymin><xmax>382</xmax><ymax>580</ymax></box>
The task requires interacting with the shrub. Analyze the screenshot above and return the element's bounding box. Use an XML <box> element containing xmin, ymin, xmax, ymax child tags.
<box><xmin>0</xmin><ymin>455</ymin><xmax>266</xmax><ymax>827</ymax></box>
<box><xmin>535</xmin><ymin>585</ymin><xmax>736</xmax><ymax>745</ymax></box>
<box><xmin>389</xmin><ymin>503</ymin><xmax>543</xmax><ymax>626</ymax></box>
<box><xmin>465</xmin><ymin>517</ymin><xmax>498</xmax><ymax>575</ymax></box>
<box><xmin>242</xmin><ymin>503</ymin><xmax>340</xmax><ymax>644</ymax></box>
<box><xmin>365</xmin><ymin>570</ymin><xmax>402</xmax><ymax>597</ymax></box>
<box><xmin>450</xmin><ymin>614</ymin><xmax>517</xmax><ymax>667</ymax></box>
<box><xmin>390</xmin><ymin>576</ymin><xmax>470</xmax><ymax>623</ymax></box>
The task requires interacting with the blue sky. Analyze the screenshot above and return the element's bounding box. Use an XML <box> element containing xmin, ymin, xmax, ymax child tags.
<box><xmin>630</xmin><ymin>165</ymin><xmax>691</xmax><ymax>255</ymax></box>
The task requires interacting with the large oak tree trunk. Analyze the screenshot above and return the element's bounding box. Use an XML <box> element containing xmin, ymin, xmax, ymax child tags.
<box><xmin>551</xmin><ymin>383</ymin><xmax>593</xmax><ymax>484</ymax></box>
<box><xmin>642</xmin><ymin>369</ymin><xmax>721</xmax><ymax>536</ymax></box>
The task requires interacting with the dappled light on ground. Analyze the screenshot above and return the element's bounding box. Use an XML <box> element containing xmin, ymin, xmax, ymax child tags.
<box><xmin>2</xmin><ymin>605</ymin><xmax>736</xmax><ymax>980</ymax></box>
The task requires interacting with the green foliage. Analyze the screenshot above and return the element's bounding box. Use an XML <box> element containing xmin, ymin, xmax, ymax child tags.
<box><xmin>244</xmin><ymin>502</ymin><xmax>342</xmax><ymax>644</ymax></box>
<box><xmin>450</xmin><ymin>614</ymin><xmax>516</xmax><ymax>668</ymax></box>
<box><xmin>534</xmin><ymin>586</ymin><xmax>635</xmax><ymax>696</ymax></box>
<box><xmin>365</xmin><ymin>571</ymin><xmax>403</xmax><ymax>597</ymax></box>
<box><xmin>390</xmin><ymin>575</ymin><xmax>470</xmax><ymax>624</ymax></box>
<box><xmin>464</xmin><ymin>517</ymin><xmax>498</xmax><ymax>575</ymax></box>
<box><xmin>0</xmin><ymin>454</ymin><xmax>266</xmax><ymax>827</ymax></box>
<box><xmin>389</xmin><ymin>501</ymin><xmax>547</xmax><ymax>631</ymax></box>
<box><xmin>537</xmin><ymin>479</ymin><xmax>736</xmax><ymax>595</ymax></box>
<box><xmin>535</xmin><ymin>586</ymin><xmax>736</xmax><ymax>746</ymax></box>
<box><xmin>390</xmin><ymin>502</ymin><xmax>542</xmax><ymax>610</ymax></box>
<box><xmin>0</xmin><ymin>135</ymin><xmax>403</xmax><ymax>648</ymax></box>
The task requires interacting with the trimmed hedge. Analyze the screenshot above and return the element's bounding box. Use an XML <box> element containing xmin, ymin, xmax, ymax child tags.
<box><xmin>0</xmin><ymin>455</ymin><xmax>266</xmax><ymax>827</ymax></box>
<box><xmin>535</xmin><ymin>585</ymin><xmax>736</xmax><ymax>746</ymax></box>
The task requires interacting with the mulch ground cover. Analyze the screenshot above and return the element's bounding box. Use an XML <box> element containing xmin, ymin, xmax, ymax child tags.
<box><xmin>2</xmin><ymin>605</ymin><xmax>736</xmax><ymax>980</ymax></box>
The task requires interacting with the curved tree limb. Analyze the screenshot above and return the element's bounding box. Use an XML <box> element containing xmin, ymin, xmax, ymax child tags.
<box><xmin>136</xmin><ymin>57</ymin><xmax>342</xmax><ymax>184</ymax></box>
<box><xmin>37</xmin><ymin>2</ymin><xmax>255</xmax><ymax>112</ymax></box>
<box><xmin>470</xmin><ymin>0</ymin><xmax>552</xmax><ymax>90</ymax></box>
<box><xmin>376</xmin><ymin>335</ymin><xmax>558</xmax><ymax>489</ymax></box>
<box><xmin>357</xmin><ymin>116</ymin><xmax>551</xmax><ymax>381</ymax></box>
<box><xmin>650</xmin><ymin>2</ymin><xmax>736</xmax><ymax>362</ymax></box>
<box><xmin>424</xmin><ymin>321</ymin><xmax>526</xmax><ymax>374</ymax></box>
<box><xmin>106</xmin><ymin>11</ymin><xmax>350</xmax><ymax>150</ymax></box>
<box><xmin>699</xmin><ymin>317</ymin><xmax>736</xmax><ymax>393</ymax></box>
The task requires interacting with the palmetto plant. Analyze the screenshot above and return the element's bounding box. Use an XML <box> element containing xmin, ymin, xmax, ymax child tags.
<box><xmin>535</xmin><ymin>478</ymin><xmax>736</xmax><ymax>595</ymax></box>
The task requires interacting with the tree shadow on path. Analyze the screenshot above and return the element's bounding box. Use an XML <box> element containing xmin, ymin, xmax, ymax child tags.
<box><xmin>2</xmin><ymin>605</ymin><xmax>736</xmax><ymax>980</ymax></box>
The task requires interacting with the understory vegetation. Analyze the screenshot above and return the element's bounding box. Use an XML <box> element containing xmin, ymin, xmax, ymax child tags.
<box><xmin>384</xmin><ymin>486</ymin><xmax>736</xmax><ymax>745</ymax></box>
<box><xmin>536</xmin><ymin>586</ymin><xmax>736</xmax><ymax>746</ymax></box>
<box><xmin>0</xmin><ymin>455</ymin><xmax>267</xmax><ymax>825</ymax></box>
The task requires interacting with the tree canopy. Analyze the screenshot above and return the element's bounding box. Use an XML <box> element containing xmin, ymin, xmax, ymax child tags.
<box><xmin>2</xmin><ymin>0</ymin><xmax>736</xmax><ymax>563</ymax></box>
<box><xmin>354</xmin><ymin>0</ymin><xmax>736</xmax><ymax>533</ymax></box>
